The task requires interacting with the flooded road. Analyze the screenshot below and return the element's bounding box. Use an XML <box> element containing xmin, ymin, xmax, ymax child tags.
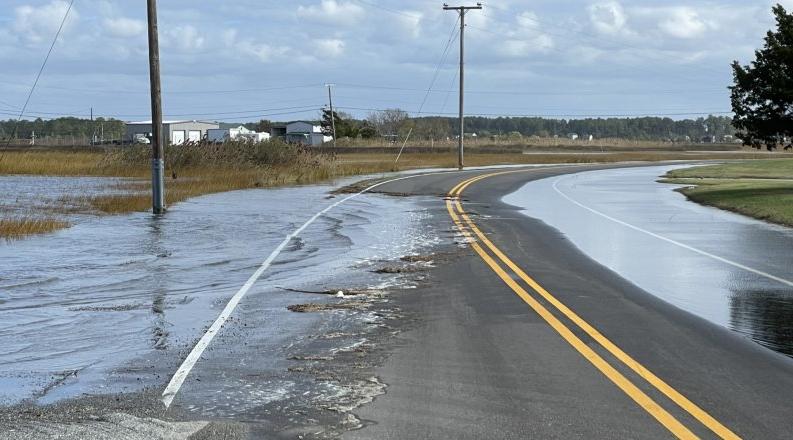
<box><xmin>0</xmin><ymin>176</ymin><xmax>441</xmax><ymax>405</ymax></box>
<box><xmin>504</xmin><ymin>165</ymin><xmax>793</xmax><ymax>357</ymax></box>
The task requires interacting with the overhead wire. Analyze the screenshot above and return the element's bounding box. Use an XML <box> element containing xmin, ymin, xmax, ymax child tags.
<box><xmin>4</xmin><ymin>0</ymin><xmax>75</xmax><ymax>147</ymax></box>
<box><xmin>395</xmin><ymin>14</ymin><xmax>460</xmax><ymax>163</ymax></box>
<box><xmin>337</xmin><ymin>105</ymin><xmax>732</xmax><ymax>119</ymax></box>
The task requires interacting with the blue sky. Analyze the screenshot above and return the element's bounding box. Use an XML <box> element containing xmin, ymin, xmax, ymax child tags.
<box><xmin>0</xmin><ymin>0</ymin><xmax>787</xmax><ymax>122</ymax></box>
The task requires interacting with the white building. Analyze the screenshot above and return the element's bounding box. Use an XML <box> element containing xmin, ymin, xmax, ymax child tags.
<box><xmin>285</xmin><ymin>121</ymin><xmax>332</xmax><ymax>146</ymax></box>
<box><xmin>207</xmin><ymin>126</ymin><xmax>271</xmax><ymax>143</ymax></box>
<box><xmin>125</xmin><ymin>120</ymin><xmax>219</xmax><ymax>145</ymax></box>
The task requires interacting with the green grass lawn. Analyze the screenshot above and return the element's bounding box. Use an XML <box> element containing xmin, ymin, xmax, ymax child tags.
<box><xmin>663</xmin><ymin>159</ymin><xmax>793</xmax><ymax>226</ymax></box>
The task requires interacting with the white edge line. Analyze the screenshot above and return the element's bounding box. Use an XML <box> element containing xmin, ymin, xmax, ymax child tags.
<box><xmin>551</xmin><ymin>176</ymin><xmax>793</xmax><ymax>289</ymax></box>
<box><xmin>161</xmin><ymin>169</ymin><xmax>481</xmax><ymax>408</ymax></box>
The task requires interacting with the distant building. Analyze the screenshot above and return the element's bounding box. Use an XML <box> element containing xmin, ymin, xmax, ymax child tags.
<box><xmin>270</xmin><ymin>124</ymin><xmax>287</xmax><ymax>139</ymax></box>
<box><xmin>284</xmin><ymin>121</ymin><xmax>332</xmax><ymax>146</ymax></box>
<box><xmin>125</xmin><ymin>120</ymin><xmax>219</xmax><ymax>145</ymax></box>
<box><xmin>207</xmin><ymin>126</ymin><xmax>270</xmax><ymax>143</ymax></box>
<box><xmin>567</xmin><ymin>133</ymin><xmax>579</xmax><ymax>140</ymax></box>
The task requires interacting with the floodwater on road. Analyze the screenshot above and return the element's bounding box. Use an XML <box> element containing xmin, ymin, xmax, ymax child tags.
<box><xmin>0</xmin><ymin>175</ymin><xmax>441</xmax><ymax>405</ymax></box>
<box><xmin>504</xmin><ymin>165</ymin><xmax>793</xmax><ymax>358</ymax></box>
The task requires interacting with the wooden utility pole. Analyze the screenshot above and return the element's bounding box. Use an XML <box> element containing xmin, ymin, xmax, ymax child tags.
<box><xmin>443</xmin><ymin>3</ymin><xmax>482</xmax><ymax>170</ymax></box>
<box><xmin>326</xmin><ymin>84</ymin><xmax>337</xmax><ymax>147</ymax></box>
<box><xmin>147</xmin><ymin>0</ymin><xmax>165</xmax><ymax>214</ymax></box>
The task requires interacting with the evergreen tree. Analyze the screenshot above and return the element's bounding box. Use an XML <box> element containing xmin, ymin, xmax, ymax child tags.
<box><xmin>731</xmin><ymin>4</ymin><xmax>793</xmax><ymax>150</ymax></box>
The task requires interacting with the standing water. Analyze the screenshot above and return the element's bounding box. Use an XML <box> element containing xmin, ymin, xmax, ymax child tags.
<box><xmin>504</xmin><ymin>165</ymin><xmax>793</xmax><ymax>358</ymax></box>
<box><xmin>0</xmin><ymin>175</ymin><xmax>442</xmax><ymax>404</ymax></box>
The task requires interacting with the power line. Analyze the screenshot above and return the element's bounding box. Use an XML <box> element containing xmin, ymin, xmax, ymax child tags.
<box><xmin>0</xmin><ymin>80</ymin><xmax>324</xmax><ymax>96</ymax></box>
<box><xmin>396</xmin><ymin>13</ymin><xmax>461</xmax><ymax>163</ymax></box>
<box><xmin>337</xmin><ymin>105</ymin><xmax>732</xmax><ymax>119</ymax></box>
<box><xmin>351</xmin><ymin>0</ymin><xmax>425</xmax><ymax>20</ymax></box>
<box><xmin>4</xmin><ymin>0</ymin><xmax>75</xmax><ymax>147</ymax></box>
<box><xmin>333</xmin><ymin>82</ymin><xmax>727</xmax><ymax>96</ymax></box>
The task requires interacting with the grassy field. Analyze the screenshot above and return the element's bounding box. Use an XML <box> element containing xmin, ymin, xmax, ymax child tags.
<box><xmin>663</xmin><ymin>159</ymin><xmax>793</xmax><ymax>226</ymax></box>
<box><xmin>0</xmin><ymin>144</ymin><xmax>790</xmax><ymax>239</ymax></box>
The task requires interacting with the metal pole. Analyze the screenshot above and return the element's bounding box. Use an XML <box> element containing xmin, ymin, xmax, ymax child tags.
<box><xmin>327</xmin><ymin>84</ymin><xmax>337</xmax><ymax>147</ymax></box>
<box><xmin>147</xmin><ymin>0</ymin><xmax>165</xmax><ymax>214</ymax></box>
<box><xmin>458</xmin><ymin>11</ymin><xmax>465</xmax><ymax>170</ymax></box>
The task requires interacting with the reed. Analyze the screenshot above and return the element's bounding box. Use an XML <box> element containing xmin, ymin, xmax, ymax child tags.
<box><xmin>0</xmin><ymin>217</ymin><xmax>70</xmax><ymax>241</ymax></box>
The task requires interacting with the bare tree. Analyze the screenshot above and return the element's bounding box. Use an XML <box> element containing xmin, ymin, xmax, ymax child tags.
<box><xmin>367</xmin><ymin>108</ymin><xmax>409</xmax><ymax>136</ymax></box>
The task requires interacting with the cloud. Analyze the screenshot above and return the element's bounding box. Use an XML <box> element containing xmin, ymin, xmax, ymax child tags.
<box><xmin>588</xmin><ymin>1</ymin><xmax>627</xmax><ymax>35</ymax></box>
<box><xmin>222</xmin><ymin>29</ymin><xmax>285</xmax><ymax>63</ymax></box>
<box><xmin>493</xmin><ymin>12</ymin><xmax>555</xmax><ymax>58</ymax></box>
<box><xmin>315</xmin><ymin>38</ymin><xmax>345</xmax><ymax>57</ymax></box>
<box><xmin>296</xmin><ymin>1</ymin><xmax>365</xmax><ymax>26</ymax></box>
<box><xmin>164</xmin><ymin>25</ymin><xmax>205</xmax><ymax>53</ymax></box>
<box><xmin>658</xmin><ymin>7</ymin><xmax>709</xmax><ymax>39</ymax></box>
<box><xmin>103</xmin><ymin>17</ymin><xmax>145</xmax><ymax>39</ymax></box>
<box><xmin>396</xmin><ymin>11</ymin><xmax>424</xmax><ymax>39</ymax></box>
<box><xmin>12</xmin><ymin>0</ymin><xmax>78</xmax><ymax>44</ymax></box>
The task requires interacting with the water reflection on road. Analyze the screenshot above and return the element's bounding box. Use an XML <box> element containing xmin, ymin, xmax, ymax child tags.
<box><xmin>504</xmin><ymin>165</ymin><xmax>793</xmax><ymax>358</ymax></box>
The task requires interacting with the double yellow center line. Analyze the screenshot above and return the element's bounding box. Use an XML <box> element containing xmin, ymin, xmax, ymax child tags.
<box><xmin>446</xmin><ymin>171</ymin><xmax>740</xmax><ymax>440</ymax></box>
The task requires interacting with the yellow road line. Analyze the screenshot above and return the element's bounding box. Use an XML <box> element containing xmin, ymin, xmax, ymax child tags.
<box><xmin>447</xmin><ymin>171</ymin><xmax>741</xmax><ymax>440</ymax></box>
<box><xmin>445</xmin><ymin>199</ymin><xmax>697</xmax><ymax>439</ymax></box>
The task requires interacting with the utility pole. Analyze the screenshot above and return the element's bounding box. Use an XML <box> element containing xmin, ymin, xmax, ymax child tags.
<box><xmin>147</xmin><ymin>0</ymin><xmax>165</xmax><ymax>214</ymax></box>
<box><xmin>90</xmin><ymin>107</ymin><xmax>94</xmax><ymax>145</ymax></box>
<box><xmin>443</xmin><ymin>3</ymin><xmax>481</xmax><ymax>170</ymax></box>
<box><xmin>326</xmin><ymin>83</ymin><xmax>337</xmax><ymax>147</ymax></box>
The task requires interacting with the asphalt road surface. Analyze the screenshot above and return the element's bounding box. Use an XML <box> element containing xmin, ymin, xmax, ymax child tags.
<box><xmin>346</xmin><ymin>165</ymin><xmax>793</xmax><ymax>440</ymax></box>
<box><xmin>3</xmin><ymin>164</ymin><xmax>793</xmax><ymax>439</ymax></box>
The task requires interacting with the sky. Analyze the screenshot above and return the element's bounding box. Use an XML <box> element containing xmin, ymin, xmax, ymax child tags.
<box><xmin>0</xmin><ymin>0</ymin><xmax>788</xmax><ymax>123</ymax></box>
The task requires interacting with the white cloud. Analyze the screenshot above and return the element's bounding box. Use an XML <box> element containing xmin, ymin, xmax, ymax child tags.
<box><xmin>13</xmin><ymin>0</ymin><xmax>78</xmax><ymax>44</ymax></box>
<box><xmin>164</xmin><ymin>25</ymin><xmax>205</xmax><ymax>53</ymax></box>
<box><xmin>494</xmin><ymin>12</ymin><xmax>554</xmax><ymax>58</ymax></box>
<box><xmin>498</xmin><ymin>35</ymin><xmax>554</xmax><ymax>58</ymax></box>
<box><xmin>316</xmin><ymin>38</ymin><xmax>345</xmax><ymax>57</ymax></box>
<box><xmin>658</xmin><ymin>7</ymin><xmax>709</xmax><ymax>39</ymax></box>
<box><xmin>397</xmin><ymin>11</ymin><xmax>423</xmax><ymax>39</ymax></box>
<box><xmin>296</xmin><ymin>1</ymin><xmax>365</xmax><ymax>26</ymax></box>
<box><xmin>588</xmin><ymin>1</ymin><xmax>627</xmax><ymax>35</ymax></box>
<box><xmin>103</xmin><ymin>17</ymin><xmax>145</xmax><ymax>39</ymax></box>
<box><xmin>222</xmin><ymin>29</ymin><xmax>285</xmax><ymax>63</ymax></box>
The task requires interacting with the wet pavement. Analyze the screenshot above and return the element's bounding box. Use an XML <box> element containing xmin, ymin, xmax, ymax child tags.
<box><xmin>0</xmin><ymin>176</ymin><xmax>442</xmax><ymax>407</ymax></box>
<box><xmin>503</xmin><ymin>164</ymin><xmax>793</xmax><ymax>357</ymax></box>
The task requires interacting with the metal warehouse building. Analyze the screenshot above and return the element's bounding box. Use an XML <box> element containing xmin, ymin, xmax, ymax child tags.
<box><xmin>125</xmin><ymin>120</ymin><xmax>220</xmax><ymax>144</ymax></box>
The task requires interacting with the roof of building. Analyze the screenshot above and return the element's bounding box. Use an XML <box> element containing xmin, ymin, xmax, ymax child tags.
<box><xmin>126</xmin><ymin>120</ymin><xmax>218</xmax><ymax>125</ymax></box>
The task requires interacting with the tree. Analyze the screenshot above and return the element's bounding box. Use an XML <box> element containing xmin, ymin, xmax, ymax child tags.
<box><xmin>255</xmin><ymin>119</ymin><xmax>272</xmax><ymax>133</ymax></box>
<box><xmin>358</xmin><ymin>121</ymin><xmax>377</xmax><ymax>139</ymax></box>
<box><xmin>366</xmin><ymin>109</ymin><xmax>409</xmax><ymax>136</ymax></box>
<box><xmin>731</xmin><ymin>4</ymin><xmax>793</xmax><ymax>150</ymax></box>
<box><xmin>321</xmin><ymin>109</ymin><xmax>358</xmax><ymax>138</ymax></box>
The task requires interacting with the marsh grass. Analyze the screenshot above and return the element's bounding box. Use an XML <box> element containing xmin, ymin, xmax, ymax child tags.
<box><xmin>663</xmin><ymin>159</ymin><xmax>793</xmax><ymax>226</ymax></box>
<box><xmin>0</xmin><ymin>217</ymin><xmax>70</xmax><ymax>240</ymax></box>
<box><xmin>2</xmin><ymin>143</ymin><xmax>792</xmax><ymax>237</ymax></box>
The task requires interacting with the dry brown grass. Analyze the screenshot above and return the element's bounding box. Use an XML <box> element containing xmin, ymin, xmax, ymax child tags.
<box><xmin>0</xmin><ymin>217</ymin><xmax>70</xmax><ymax>240</ymax></box>
<box><xmin>3</xmin><ymin>145</ymin><xmax>791</xmax><ymax>224</ymax></box>
<box><xmin>341</xmin><ymin>150</ymin><xmax>785</xmax><ymax>169</ymax></box>
<box><xmin>336</xmin><ymin>137</ymin><xmax>740</xmax><ymax>150</ymax></box>
<box><xmin>0</xmin><ymin>150</ymin><xmax>140</xmax><ymax>177</ymax></box>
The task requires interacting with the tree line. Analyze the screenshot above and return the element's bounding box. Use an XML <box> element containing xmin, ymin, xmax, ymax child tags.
<box><xmin>0</xmin><ymin>117</ymin><xmax>127</xmax><ymax>142</ymax></box>
<box><xmin>2</xmin><ymin>113</ymin><xmax>736</xmax><ymax>144</ymax></box>
<box><xmin>318</xmin><ymin>109</ymin><xmax>735</xmax><ymax>142</ymax></box>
